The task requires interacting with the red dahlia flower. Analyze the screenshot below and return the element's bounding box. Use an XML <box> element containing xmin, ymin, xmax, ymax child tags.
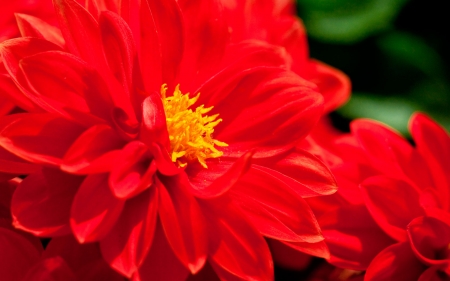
<box><xmin>0</xmin><ymin>0</ymin><xmax>337</xmax><ymax>279</ymax></box>
<box><xmin>305</xmin><ymin>113</ymin><xmax>450</xmax><ymax>280</ymax></box>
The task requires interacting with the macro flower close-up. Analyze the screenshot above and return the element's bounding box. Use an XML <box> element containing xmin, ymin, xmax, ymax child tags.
<box><xmin>0</xmin><ymin>0</ymin><xmax>449</xmax><ymax>280</ymax></box>
<box><xmin>0</xmin><ymin>0</ymin><xmax>341</xmax><ymax>280</ymax></box>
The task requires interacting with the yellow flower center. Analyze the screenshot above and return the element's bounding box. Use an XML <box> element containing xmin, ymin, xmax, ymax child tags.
<box><xmin>161</xmin><ymin>84</ymin><xmax>227</xmax><ymax>168</ymax></box>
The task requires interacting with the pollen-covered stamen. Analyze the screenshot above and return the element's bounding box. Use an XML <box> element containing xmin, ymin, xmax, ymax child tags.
<box><xmin>161</xmin><ymin>84</ymin><xmax>227</xmax><ymax>168</ymax></box>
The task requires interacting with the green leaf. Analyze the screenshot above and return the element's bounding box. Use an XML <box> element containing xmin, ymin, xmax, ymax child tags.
<box><xmin>377</xmin><ymin>32</ymin><xmax>445</xmax><ymax>77</ymax></box>
<box><xmin>298</xmin><ymin>0</ymin><xmax>409</xmax><ymax>43</ymax></box>
<box><xmin>338</xmin><ymin>93</ymin><xmax>419</xmax><ymax>135</ymax></box>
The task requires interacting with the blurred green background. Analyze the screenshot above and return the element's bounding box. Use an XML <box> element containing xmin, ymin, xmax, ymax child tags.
<box><xmin>296</xmin><ymin>0</ymin><xmax>450</xmax><ymax>135</ymax></box>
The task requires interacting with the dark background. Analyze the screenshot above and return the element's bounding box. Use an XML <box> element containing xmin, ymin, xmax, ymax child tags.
<box><xmin>296</xmin><ymin>0</ymin><xmax>450</xmax><ymax>136</ymax></box>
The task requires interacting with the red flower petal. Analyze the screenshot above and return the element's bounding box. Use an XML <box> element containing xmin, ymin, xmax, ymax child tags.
<box><xmin>18</xmin><ymin>51</ymin><xmax>106</xmax><ymax>125</ymax></box>
<box><xmin>0</xmin><ymin>179</ymin><xmax>16</xmax><ymax>220</ymax></box>
<box><xmin>407</xmin><ymin>216</ymin><xmax>450</xmax><ymax>266</ymax></box>
<box><xmin>186</xmin><ymin>151</ymin><xmax>253</xmax><ymax>199</ymax></box>
<box><xmin>410</xmin><ymin>113</ymin><xmax>450</xmax><ymax>210</ymax></box>
<box><xmin>306</xmin><ymin>60</ymin><xmax>351</xmax><ymax>113</ymax></box>
<box><xmin>0</xmin><ymin>37</ymin><xmax>62</xmax><ymax>112</ymax></box>
<box><xmin>85</xmin><ymin>0</ymin><xmax>119</xmax><ymax>19</ymax></box>
<box><xmin>425</xmin><ymin>208</ymin><xmax>450</xmax><ymax>230</ymax></box>
<box><xmin>99</xmin><ymin>11</ymin><xmax>136</xmax><ymax>100</ymax></box>
<box><xmin>419</xmin><ymin>188</ymin><xmax>443</xmax><ymax>213</ymax></box>
<box><xmin>75</xmin><ymin>259</ymin><xmax>126</xmax><ymax>281</ymax></box>
<box><xmin>43</xmin><ymin>235</ymin><xmax>126</xmax><ymax>281</ymax></box>
<box><xmin>0</xmin><ymin>71</ymin><xmax>38</xmax><ymax>113</ymax></box>
<box><xmin>0</xmin><ymin>147</ymin><xmax>39</xmax><ymax>175</ymax></box>
<box><xmin>101</xmin><ymin>187</ymin><xmax>158</xmax><ymax>277</ymax></box>
<box><xmin>42</xmin><ymin>235</ymin><xmax>101</xmax><ymax>271</ymax></box>
<box><xmin>186</xmin><ymin>262</ymin><xmax>222</xmax><ymax>281</ymax></box>
<box><xmin>254</xmin><ymin>149</ymin><xmax>337</xmax><ymax>198</ymax></box>
<box><xmin>22</xmin><ymin>51</ymin><xmax>117</xmax><ymax>124</ymax></box>
<box><xmin>329</xmin><ymin>161</ymin><xmax>374</xmax><ymax>205</ymax></box>
<box><xmin>319</xmin><ymin>204</ymin><xmax>396</xmax><ymax>270</ymax></box>
<box><xmin>140</xmin><ymin>0</ymin><xmax>183</xmax><ymax>89</ymax></box>
<box><xmin>138</xmin><ymin>0</ymin><xmax>162</xmax><ymax>92</ymax></box>
<box><xmin>147</xmin><ymin>142</ymin><xmax>181</xmax><ymax>176</ymax></box>
<box><xmin>62</xmin><ymin>124</ymin><xmax>124</xmax><ymax>174</ymax></box>
<box><xmin>132</xmin><ymin>222</ymin><xmax>190</xmax><ymax>281</ymax></box>
<box><xmin>15</xmin><ymin>14</ymin><xmax>65</xmax><ymax>47</ymax></box>
<box><xmin>305</xmin><ymin>191</ymin><xmax>343</xmax><ymax>219</ymax></box>
<box><xmin>361</xmin><ymin>175</ymin><xmax>425</xmax><ymax>241</ymax></box>
<box><xmin>139</xmin><ymin>93</ymin><xmax>169</xmax><ymax>149</ymax></box>
<box><xmin>271</xmin><ymin>17</ymin><xmax>309</xmax><ymax>74</ymax></box>
<box><xmin>365</xmin><ymin>242</ymin><xmax>425</xmax><ymax>281</ymax></box>
<box><xmin>11</xmin><ymin>169</ymin><xmax>82</xmax><ymax>237</ymax></box>
<box><xmin>230</xmin><ymin>165</ymin><xmax>323</xmax><ymax>243</ymax></box>
<box><xmin>53</xmin><ymin>0</ymin><xmax>108</xmax><ymax>71</ymax></box>
<box><xmin>1</xmin><ymin>38</ymin><xmax>62</xmax><ymax>77</ymax></box>
<box><xmin>110</xmin><ymin>106</ymin><xmax>140</xmax><ymax>141</ymax></box>
<box><xmin>418</xmin><ymin>264</ymin><xmax>450</xmax><ymax>281</ymax></box>
<box><xmin>112</xmin><ymin>0</ymin><xmax>139</xmax><ymax>40</ymax></box>
<box><xmin>195</xmin><ymin>41</ymin><xmax>288</xmax><ymax>107</ymax></box>
<box><xmin>138</xmin><ymin>0</ymin><xmax>184</xmax><ymax>91</ymax></box>
<box><xmin>0</xmin><ymin>227</ymin><xmax>41</xmax><ymax>281</ymax></box>
<box><xmin>352</xmin><ymin>119</ymin><xmax>434</xmax><ymax>188</ymax></box>
<box><xmin>277</xmin><ymin>239</ymin><xmax>330</xmax><ymax>260</ymax></box>
<box><xmin>268</xmin><ymin>239</ymin><xmax>315</xmax><ymax>270</ymax></box>
<box><xmin>70</xmin><ymin>173</ymin><xmax>125</xmax><ymax>243</ymax></box>
<box><xmin>158</xmin><ymin>176</ymin><xmax>207</xmax><ymax>273</ymax></box>
<box><xmin>214</xmin><ymin>69</ymin><xmax>323</xmax><ymax>158</ymax></box>
<box><xmin>21</xmin><ymin>257</ymin><xmax>76</xmax><ymax>281</ymax></box>
<box><xmin>0</xmin><ymin>113</ymin><xmax>85</xmax><ymax>166</ymax></box>
<box><xmin>201</xmin><ymin>199</ymin><xmax>274</xmax><ymax>281</ymax></box>
<box><xmin>109</xmin><ymin>141</ymin><xmax>155</xmax><ymax>199</ymax></box>
<box><xmin>221</xmin><ymin>40</ymin><xmax>290</xmax><ymax>70</ymax></box>
<box><xmin>178</xmin><ymin>0</ymin><xmax>229</xmax><ymax>90</ymax></box>
<box><xmin>53</xmin><ymin>1</ymin><xmax>134</xmax><ymax>117</ymax></box>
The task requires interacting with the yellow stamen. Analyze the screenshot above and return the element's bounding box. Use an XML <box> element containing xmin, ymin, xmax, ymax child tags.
<box><xmin>161</xmin><ymin>84</ymin><xmax>227</xmax><ymax>168</ymax></box>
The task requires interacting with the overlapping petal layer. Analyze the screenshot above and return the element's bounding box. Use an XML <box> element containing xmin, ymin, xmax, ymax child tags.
<box><xmin>0</xmin><ymin>0</ymin><xmax>337</xmax><ymax>280</ymax></box>
<box><xmin>306</xmin><ymin>112</ymin><xmax>450</xmax><ymax>279</ymax></box>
